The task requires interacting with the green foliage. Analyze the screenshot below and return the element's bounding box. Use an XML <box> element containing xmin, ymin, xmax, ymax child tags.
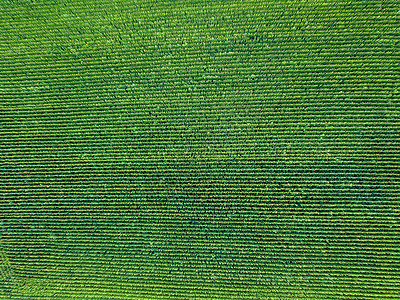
<box><xmin>0</xmin><ymin>0</ymin><xmax>399</xmax><ymax>298</ymax></box>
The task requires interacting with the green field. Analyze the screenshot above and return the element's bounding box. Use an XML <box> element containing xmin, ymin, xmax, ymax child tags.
<box><xmin>1</xmin><ymin>0</ymin><xmax>399</xmax><ymax>299</ymax></box>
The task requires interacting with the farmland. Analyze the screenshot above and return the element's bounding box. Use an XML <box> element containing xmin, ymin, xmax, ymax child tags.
<box><xmin>1</xmin><ymin>0</ymin><xmax>399</xmax><ymax>298</ymax></box>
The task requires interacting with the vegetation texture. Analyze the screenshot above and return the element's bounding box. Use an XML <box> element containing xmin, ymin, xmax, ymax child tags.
<box><xmin>1</xmin><ymin>0</ymin><xmax>399</xmax><ymax>299</ymax></box>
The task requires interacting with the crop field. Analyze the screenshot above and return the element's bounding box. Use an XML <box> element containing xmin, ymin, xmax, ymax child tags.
<box><xmin>1</xmin><ymin>0</ymin><xmax>399</xmax><ymax>299</ymax></box>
